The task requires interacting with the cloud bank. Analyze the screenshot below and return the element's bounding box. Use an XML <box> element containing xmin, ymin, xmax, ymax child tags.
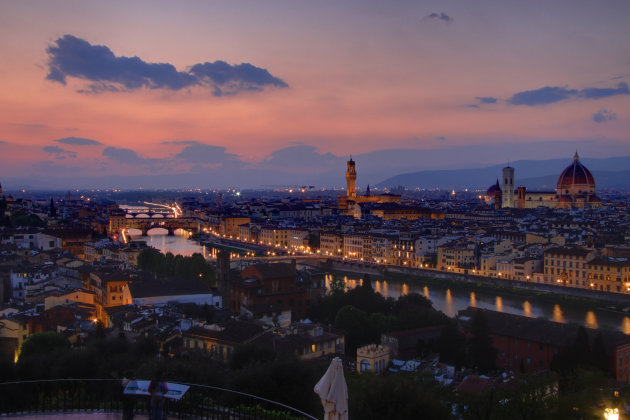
<box><xmin>508</xmin><ymin>82</ymin><xmax>629</xmax><ymax>106</ymax></box>
<box><xmin>476</xmin><ymin>96</ymin><xmax>497</xmax><ymax>104</ymax></box>
<box><xmin>43</xmin><ymin>145</ymin><xmax>77</xmax><ymax>159</ymax></box>
<box><xmin>55</xmin><ymin>136</ymin><xmax>102</xmax><ymax>146</ymax></box>
<box><xmin>173</xmin><ymin>142</ymin><xmax>241</xmax><ymax>165</ymax></box>
<box><xmin>46</xmin><ymin>35</ymin><xmax>288</xmax><ymax>96</ymax></box>
<box><xmin>592</xmin><ymin>109</ymin><xmax>617</xmax><ymax>123</ymax></box>
<box><xmin>102</xmin><ymin>146</ymin><xmax>147</xmax><ymax>164</ymax></box>
<box><xmin>424</xmin><ymin>13</ymin><xmax>453</xmax><ymax>23</ymax></box>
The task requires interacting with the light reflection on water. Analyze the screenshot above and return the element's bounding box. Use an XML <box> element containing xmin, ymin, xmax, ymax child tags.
<box><xmin>495</xmin><ymin>296</ymin><xmax>503</xmax><ymax>312</ymax></box>
<box><xmin>130</xmin><ymin>233</ymin><xmax>630</xmax><ymax>335</ymax></box>
<box><xmin>552</xmin><ymin>305</ymin><xmax>565</xmax><ymax>323</ymax></box>
<box><xmin>585</xmin><ymin>311</ymin><xmax>598</xmax><ymax>329</ymax></box>
<box><xmin>127</xmin><ymin>229</ymin><xmax>209</xmax><ymax>258</ymax></box>
<box><xmin>324</xmin><ymin>273</ymin><xmax>630</xmax><ymax>334</ymax></box>
<box><xmin>444</xmin><ymin>289</ymin><xmax>455</xmax><ymax>317</ymax></box>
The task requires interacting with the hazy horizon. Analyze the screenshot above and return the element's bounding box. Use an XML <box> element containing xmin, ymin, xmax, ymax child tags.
<box><xmin>1</xmin><ymin>1</ymin><xmax>629</xmax><ymax>189</ymax></box>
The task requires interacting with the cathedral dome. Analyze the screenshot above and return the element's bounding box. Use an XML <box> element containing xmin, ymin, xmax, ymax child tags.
<box><xmin>557</xmin><ymin>151</ymin><xmax>595</xmax><ymax>192</ymax></box>
<box><xmin>486</xmin><ymin>179</ymin><xmax>502</xmax><ymax>197</ymax></box>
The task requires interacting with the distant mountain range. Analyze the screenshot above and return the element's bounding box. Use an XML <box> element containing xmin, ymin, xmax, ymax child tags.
<box><xmin>3</xmin><ymin>150</ymin><xmax>630</xmax><ymax>191</ymax></box>
<box><xmin>377</xmin><ymin>156</ymin><xmax>630</xmax><ymax>190</ymax></box>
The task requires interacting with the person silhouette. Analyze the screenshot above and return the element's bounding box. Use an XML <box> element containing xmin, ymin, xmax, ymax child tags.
<box><xmin>148</xmin><ymin>371</ymin><xmax>168</xmax><ymax>420</ymax></box>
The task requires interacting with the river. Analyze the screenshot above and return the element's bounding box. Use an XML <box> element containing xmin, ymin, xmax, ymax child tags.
<box><xmin>127</xmin><ymin>228</ymin><xmax>213</xmax><ymax>258</ymax></box>
<box><xmin>127</xmin><ymin>231</ymin><xmax>630</xmax><ymax>334</ymax></box>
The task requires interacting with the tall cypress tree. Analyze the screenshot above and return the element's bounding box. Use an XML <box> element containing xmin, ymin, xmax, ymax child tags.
<box><xmin>468</xmin><ymin>310</ymin><xmax>497</xmax><ymax>373</ymax></box>
<box><xmin>573</xmin><ymin>326</ymin><xmax>591</xmax><ymax>367</ymax></box>
<box><xmin>49</xmin><ymin>198</ymin><xmax>57</xmax><ymax>218</ymax></box>
<box><xmin>590</xmin><ymin>332</ymin><xmax>608</xmax><ymax>372</ymax></box>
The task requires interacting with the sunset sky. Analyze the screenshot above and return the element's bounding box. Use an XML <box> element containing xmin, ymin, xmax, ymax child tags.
<box><xmin>1</xmin><ymin>0</ymin><xmax>629</xmax><ymax>189</ymax></box>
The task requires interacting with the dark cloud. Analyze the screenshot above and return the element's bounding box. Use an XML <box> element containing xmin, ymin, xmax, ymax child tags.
<box><xmin>189</xmin><ymin>61</ymin><xmax>288</xmax><ymax>96</ymax></box>
<box><xmin>263</xmin><ymin>145</ymin><xmax>339</xmax><ymax>171</ymax></box>
<box><xmin>581</xmin><ymin>82</ymin><xmax>629</xmax><ymax>99</ymax></box>
<box><xmin>55</xmin><ymin>136</ymin><xmax>102</xmax><ymax>146</ymax></box>
<box><xmin>43</xmin><ymin>145</ymin><xmax>77</xmax><ymax>159</ymax></box>
<box><xmin>592</xmin><ymin>109</ymin><xmax>617</xmax><ymax>123</ymax></box>
<box><xmin>0</xmin><ymin>140</ymin><xmax>8</xmax><ymax>145</ymax></box>
<box><xmin>102</xmin><ymin>147</ymin><xmax>146</xmax><ymax>164</ymax></box>
<box><xmin>76</xmin><ymin>83</ymin><xmax>121</xmax><ymax>94</ymax></box>
<box><xmin>46</xmin><ymin>35</ymin><xmax>288</xmax><ymax>96</ymax></box>
<box><xmin>46</xmin><ymin>35</ymin><xmax>197</xmax><ymax>90</ymax></box>
<box><xmin>424</xmin><ymin>12</ymin><xmax>453</xmax><ymax>23</ymax></box>
<box><xmin>476</xmin><ymin>96</ymin><xmax>497</xmax><ymax>104</ymax></box>
<box><xmin>508</xmin><ymin>82</ymin><xmax>629</xmax><ymax>106</ymax></box>
<box><xmin>466</xmin><ymin>104</ymin><xmax>480</xmax><ymax>108</ymax></box>
<box><xmin>173</xmin><ymin>143</ymin><xmax>241</xmax><ymax>165</ymax></box>
<box><xmin>508</xmin><ymin>86</ymin><xmax>577</xmax><ymax>106</ymax></box>
<box><xmin>435</xmin><ymin>136</ymin><xmax>447</xmax><ymax>142</ymax></box>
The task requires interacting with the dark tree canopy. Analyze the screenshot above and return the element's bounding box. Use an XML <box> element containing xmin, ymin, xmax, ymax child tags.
<box><xmin>137</xmin><ymin>248</ymin><xmax>215</xmax><ymax>284</ymax></box>
<box><xmin>19</xmin><ymin>332</ymin><xmax>70</xmax><ymax>360</ymax></box>
<box><xmin>468</xmin><ymin>310</ymin><xmax>496</xmax><ymax>373</ymax></box>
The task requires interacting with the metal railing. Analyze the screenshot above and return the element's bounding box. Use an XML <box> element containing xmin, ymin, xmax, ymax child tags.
<box><xmin>0</xmin><ymin>379</ymin><xmax>318</xmax><ymax>419</ymax></box>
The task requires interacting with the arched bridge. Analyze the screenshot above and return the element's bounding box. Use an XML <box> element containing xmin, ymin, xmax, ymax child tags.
<box><xmin>124</xmin><ymin>217</ymin><xmax>200</xmax><ymax>236</ymax></box>
<box><xmin>125</xmin><ymin>211</ymin><xmax>173</xmax><ymax>219</ymax></box>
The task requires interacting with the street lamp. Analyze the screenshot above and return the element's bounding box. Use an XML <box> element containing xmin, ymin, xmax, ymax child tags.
<box><xmin>604</xmin><ymin>408</ymin><xmax>619</xmax><ymax>420</ymax></box>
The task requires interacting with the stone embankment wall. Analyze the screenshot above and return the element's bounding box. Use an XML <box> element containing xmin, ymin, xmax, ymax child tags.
<box><xmin>321</xmin><ymin>259</ymin><xmax>630</xmax><ymax>306</ymax></box>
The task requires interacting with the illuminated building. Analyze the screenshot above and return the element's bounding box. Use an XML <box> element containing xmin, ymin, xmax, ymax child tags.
<box><xmin>486</xmin><ymin>152</ymin><xmax>602</xmax><ymax>209</ymax></box>
<box><xmin>337</xmin><ymin>157</ymin><xmax>401</xmax><ymax>216</ymax></box>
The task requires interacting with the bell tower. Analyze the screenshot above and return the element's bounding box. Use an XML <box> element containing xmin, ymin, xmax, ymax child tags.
<box><xmin>502</xmin><ymin>165</ymin><xmax>515</xmax><ymax>208</ymax></box>
<box><xmin>346</xmin><ymin>157</ymin><xmax>356</xmax><ymax>198</ymax></box>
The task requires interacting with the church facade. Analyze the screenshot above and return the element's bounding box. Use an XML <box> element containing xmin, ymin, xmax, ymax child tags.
<box><xmin>485</xmin><ymin>152</ymin><xmax>602</xmax><ymax>209</ymax></box>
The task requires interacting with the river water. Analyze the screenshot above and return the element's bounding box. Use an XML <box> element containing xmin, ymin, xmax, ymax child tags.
<box><xmin>127</xmin><ymin>231</ymin><xmax>630</xmax><ymax>334</ymax></box>
<box><xmin>127</xmin><ymin>229</ymin><xmax>213</xmax><ymax>258</ymax></box>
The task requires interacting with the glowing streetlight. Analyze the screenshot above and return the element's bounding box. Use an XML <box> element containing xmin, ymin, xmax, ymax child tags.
<box><xmin>603</xmin><ymin>408</ymin><xmax>619</xmax><ymax>420</ymax></box>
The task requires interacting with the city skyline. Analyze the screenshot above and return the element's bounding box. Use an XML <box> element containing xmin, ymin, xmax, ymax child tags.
<box><xmin>1</xmin><ymin>0</ymin><xmax>629</xmax><ymax>189</ymax></box>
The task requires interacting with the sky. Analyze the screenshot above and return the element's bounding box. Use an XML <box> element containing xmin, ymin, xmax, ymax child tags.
<box><xmin>0</xmin><ymin>0</ymin><xmax>629</xmax><ymax>189</ymax></box>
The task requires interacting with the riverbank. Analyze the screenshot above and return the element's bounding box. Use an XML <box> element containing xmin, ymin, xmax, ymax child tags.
<box><xmin>317</xmin><ymin>259</ymin><xmax>630</xmax><ymax>311</ymax></box>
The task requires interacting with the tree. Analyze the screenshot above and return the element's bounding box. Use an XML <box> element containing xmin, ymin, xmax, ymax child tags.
<box><xmin>18</xmin><ymin>332</ymin><xmax>70</xmax><ymax>360</ymax></box>
<box><xmin>468</xmin><ymin>310</ymin><xmax>496</xmax><ymax>373</ymax></box>
<box><xmin>590</xmin><ymin>332</ymin><xmax>608</xmax><ymax>372</ymax></box>
<box><xmin>348</xmin><ymin>372</ymin><xmax>450</xmax><ymax>420</ymax></box>
<box><xmin>438</xmin><ymin>320</ymin><xmax>466</xmax><ymax>367</ymax></box>
<box><xmin>572</xmin><ymin>326</ymin><xmax>591</xmax><ymax>367</ymax></box>
<box><xmin>334</xmin><ymin>305</ymin><xmax>376</xmax><ymax>355</ymax></box>
<box><xmin>229</xmin><ymin>344</ymin><xmax>276</xmax><ymax>370</ymax></box>
<box><xmin>328</xmin><ymin>275</ymin><xmax>346</xmax><ymax>295</ymax></box>
<box><xmin>49</xmin><ymin>198</ymin><xmax>57</xmax><ymax>218</ymax></box>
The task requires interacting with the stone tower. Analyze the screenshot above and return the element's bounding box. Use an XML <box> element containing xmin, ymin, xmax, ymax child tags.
<box><xmin>346</xmin><ymin>157</ymin><xmax>357</xmax><ymax>198</ymax></box>
<box><xmin>216</xmin><ymin>249</ymin><xmax>231</xmax><ymax>307</ymax></box>
<box><xmin>502</xmin><ymin>165</ymin><xmax>515</xmax><ymax>208</ymax></box>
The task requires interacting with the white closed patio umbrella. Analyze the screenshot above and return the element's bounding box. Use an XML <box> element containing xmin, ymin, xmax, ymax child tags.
<box><xmin>314</xmin><ymin>357</ymin><xmax>348</xmax><ymax>420</ymax></box>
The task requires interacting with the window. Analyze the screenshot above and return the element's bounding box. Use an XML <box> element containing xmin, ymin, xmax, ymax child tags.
<box><xmin>361</xmin><ymin>360</ymin><xmax>371</xmax><ymax>372</ymax></box>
